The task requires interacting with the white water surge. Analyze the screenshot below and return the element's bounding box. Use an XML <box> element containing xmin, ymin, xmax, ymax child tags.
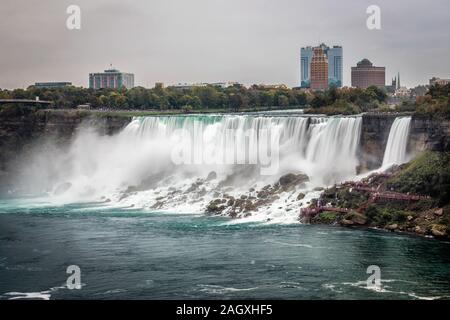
<box><xmin>14</xmin><ymin>114</ymin><xmax>366</xmax><ymax>223</ymax></box>
<box><xmin>382</xmin><ymin>117</ymin><xmax>412</xmax><ymax>167</ymax></box>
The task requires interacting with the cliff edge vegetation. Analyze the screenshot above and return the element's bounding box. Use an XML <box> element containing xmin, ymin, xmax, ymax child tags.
<box><xmin>305</xmin><ymin>151</ymin><xmax>450</xmax><ymax>239</ymax></box>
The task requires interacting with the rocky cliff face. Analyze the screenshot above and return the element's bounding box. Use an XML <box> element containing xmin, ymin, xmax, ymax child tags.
<box><xmin>359</xmin><ymin>114</ymin><xmax>396</xmax><ymax>170</ymax></box>
<box><xmin>0</xmin><ymin>108</ymin><xmax>131</xmax><ymax>191</ymax></box>
<box><xmin>409</xmin><ymin>115</ymin><xmax>450</xmax><ymax>154</ymax></box>
<box><xmin>359</xmin><ymin>113</ymin><xmax>450</xmax><ymax>170</ymax></box>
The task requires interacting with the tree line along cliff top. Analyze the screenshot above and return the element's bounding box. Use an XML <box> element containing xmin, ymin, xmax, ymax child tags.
<box><xmin>0</xmin><ymin>83</ymin><xmax>449</xmax><ymax>118</ymax></box>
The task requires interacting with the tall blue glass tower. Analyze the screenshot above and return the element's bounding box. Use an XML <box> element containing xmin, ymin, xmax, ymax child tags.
<box><xmin>300</xmin><ymin>43</ymin><xmax>343</xmax><ymax>88</ymax></box>
<box><xmin>300</xmin><ymin>47</ymin><xmax>313</xmax><ymax>88</ymax></box>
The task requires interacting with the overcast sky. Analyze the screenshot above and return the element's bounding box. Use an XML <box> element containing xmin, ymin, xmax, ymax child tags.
<box><xmin>1</xmin><ymin>0</ymin><xmax>449</xmax><ymax>89</ymax></box>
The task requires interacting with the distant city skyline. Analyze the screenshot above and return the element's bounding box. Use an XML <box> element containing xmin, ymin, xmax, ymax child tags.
<box><xmin>300</xmin><ymin>43</ymin><xmax>343</xmax><ymax>88</ymax></box>
<box><xmin>1</xmin><ymin>0</ymin><xmax>449</xmax><ymax>89</ymax></box>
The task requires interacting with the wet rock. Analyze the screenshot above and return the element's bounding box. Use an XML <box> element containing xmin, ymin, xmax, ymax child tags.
<box><xmin>431</xmin><ymin>224</ymin><xmax>447</xmax><ymax>237</ymax></box>
<box><xmin>186</xmin><ymin>183</ymin><xmax>198</xmax><ymax>193</ymax></box>
<box><xmin>414</xmin><ymin>225</ymin><xmax>426</xmax><ymax>234</ymax></box>
<box><xmin>297</xmin><ymin>192</ymin><xmax>305</xmax><ymax>200</ymax></box>
<box><xmin>351</xmin><ymin>213</ymin><xmax>367</xmax><ymax>225</ymax></box>
<box><xmin>279</xmin><ymin>173</ymin><xmax>308</xmax><ymax>186</ymax></box>
<box><xmin>151</xmin><ymin>201</ymin><xmax>165</xmax><ymax>209</ymax></box>
<box><xmin>341</xmin><ymin>219</ymin><xmax>354</xmax><ymax>226</ymax></box>
<box><xmin>278</xmin><ymin>173</ymin><xmax>309</xmax><ymax>190</ymax></box>
<box><xmin>206</xmin><ymin>171</ymin><xmax>217</xmax><ymax>181</ymax></box>
<box><xmin>386</xmin><ymin>224</ymin><xmax>398</xmax><ymax>231</ymax></box>
<box><xmin>254</xmin><ymin>199</ymin><xmax>269</xmax><ymax>207</ymax></box>
<box><xmin>226</xmin><ymin>197</ymin><xmax>235</xmax><ymax>206</ymax></box>
<box><xmin>118</xmin><ymin>193</ymin><xmax>132</xmax><ymax>201</ymax></box>
<box><xmin>342</xmin><ymin>212</ymin><xmax>367</xmax><ymax>225</ymax></box>
<box><xmin>244</xmin><ymin>201</ymin><xmax>257</xmax><ymax>213</ymax></box>
<box><xmin>168</xmin><ymin>189</ymin><xmax>181</xmax><ymax>196</ymax></box>
<box><xmin>257</xmin><ymin>190</ymin><xmax>269</xmax><ymax>199</ymax></box>
<box><xmin>206</xmin><ymin>198</ymin><xmax>227</xmax><ymax>215</ymax></box>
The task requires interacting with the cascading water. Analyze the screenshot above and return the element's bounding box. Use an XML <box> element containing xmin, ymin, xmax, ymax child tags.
<box><xmin>14</xmin><ymin>114</ymin><xmax>363</xmax><ymax>223</ymax></box>
<box><xmin>382</xmin><ymin>117</ymin><xmax>412</xmax><ymax>167</ymax></box>
<box><xmin>305</xmin><ymin>117</ymin><xmax>362</xmax><ymax>183</ymax></box>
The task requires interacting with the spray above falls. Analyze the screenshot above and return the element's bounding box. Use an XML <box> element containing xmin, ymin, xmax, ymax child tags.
<box><xmin>122</xmin><ymin>115</ymin><xmax>362</xmax><ymax>186</ymax></box>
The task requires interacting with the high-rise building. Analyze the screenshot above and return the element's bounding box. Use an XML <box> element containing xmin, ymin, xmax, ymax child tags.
<box><xmin>351</xmin><ymin>59</ymin><xmax>385</xmax><ymax>88</ymax></box>
<box><xmin>300</xmin><ymin>43</ymin><xmax>343</xmax><ymax>88</ymax></box>
<box><xmin>430</xmin><ymin>77</ymin><xmax>450</xmax><ymax>86</ymax></box>
<box><xmin>89</xmin><ymin>67</ymin><xmax>134</xmax><ymax>89</ymax></box>
<box><xmin>300</xmin><ymin>47</ymin><xmax>313</xmax><ymax>88</ymax></box>
<box><xmin>310</xmin><ymin>47</ymin><xmax>329</xmax><ymax>91</ymax></box>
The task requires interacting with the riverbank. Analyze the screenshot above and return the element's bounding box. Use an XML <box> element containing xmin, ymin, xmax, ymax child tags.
<box><xmin>301</xmin><ymin>151</ymin><xmax>450</xmax><ymax>240</ymax></box>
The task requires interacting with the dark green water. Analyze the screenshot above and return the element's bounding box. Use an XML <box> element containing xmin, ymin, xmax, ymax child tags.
<box><xmin>0</xmin><ymin>199</ymin><xmax>449</xmax><ymax>300</ymax></box>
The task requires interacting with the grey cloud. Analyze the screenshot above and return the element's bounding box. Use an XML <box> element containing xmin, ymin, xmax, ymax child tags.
<box><xmin>0</xmin><ymin>0</ymin><xmax>449</xmax><ymax>89</ymax></box>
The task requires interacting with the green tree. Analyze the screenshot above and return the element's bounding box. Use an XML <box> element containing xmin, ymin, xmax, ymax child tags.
<box><xmin>194</xmin><ymin>86</ymin><xmax>219</xmax><ymax>109</ymax></box>
<box><xmin>229</xmin><ymin>93</ymin><xmax>247</xmax><ymax>112</ymax></box>
<box><xmin>277</xmin><ymin>95</ymin><xmax>289</xmax><ymax>108</ymax></box>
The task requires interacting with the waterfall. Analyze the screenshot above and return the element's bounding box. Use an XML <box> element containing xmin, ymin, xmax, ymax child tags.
<box><xmin>120</xmin><ymin>115</ymin><xmax>361</xmax><ymax>182</ymax></box>
<box><xmin>123</xmin><ymin>115</ymin><xmax>311</xmax><ymax>162</ymax></box>
<box><xmin>16</xmin><ymin>114</ymin><xmax>363</xmax><ymax>221</ymax></box>
<box><xmin>382</xmin><ymin>117</ymin><xmax>412</xmax><ymax>167</ymax></box>
<box><xmin>305</xmin><ymin>117</ymin><xmax>362</xmax><ymax>183</ymax></box>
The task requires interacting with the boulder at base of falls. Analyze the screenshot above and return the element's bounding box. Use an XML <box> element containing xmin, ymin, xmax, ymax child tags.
<box><xmin>340</xmin><ymin>219</ymin><xmax>354</xmax><ymax>226</ymax></box>
<box><xmin>297</xmin><ymin>192</ymin><xmax>306</xmax><ymax>200</ymax></box>
<box><xmin>386</xmin><ymin>224</ymin><xmax>398</xmax><ymax>231</ymax></box>
<box><xmin>278</xmin><ymin>173</ymin><xmax>309</xmax><ymax>191</ymax></box>
<box><xmin>206</xmin><ymin>171</ymin><xmax>217</xmax><ymax>181</ymax></box>
<box><xmin>341</xmin><ymin>212</ymin><xmax>367</xmax><ymax>226</ymax></box>
<box><xmin>206</xmin><ymin>198</ymin><xmax>227</xmax><ymax>215</ymax></box>
<box><xmin>431</xmin><ymin>224</ymin><xmax>447</xmax><ymax>237</ymax></box>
